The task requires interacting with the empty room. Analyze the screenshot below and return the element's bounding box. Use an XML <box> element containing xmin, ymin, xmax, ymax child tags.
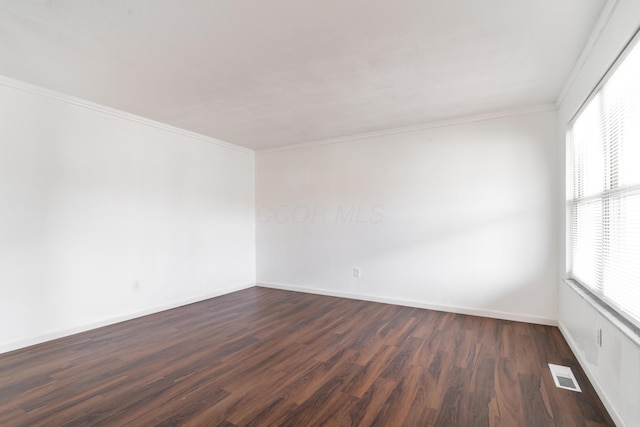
<box><xmin>0</xmin><ymin>0</ymin><xmax>639</xmax><ymax>426</ymax></box>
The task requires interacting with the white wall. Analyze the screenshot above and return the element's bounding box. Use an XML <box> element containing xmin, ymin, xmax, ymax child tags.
<box><xmin>257</xmin><ymin>109</ymin><xmax>559</xmax><ymax>324</ymax></box>
<box><xmin>559</xmin><ymin>283</ymin><xmax>640</xmax><ymax>426</ymax></box>
<box><xmin>557</xmin><ymin>1</ymin><xmax>640</xmax><ymax>425</ymax></box>
<box><xmin>0</xmin><ymin>77</ymin><xmax>255</xmax><ymax>354</ymax></box>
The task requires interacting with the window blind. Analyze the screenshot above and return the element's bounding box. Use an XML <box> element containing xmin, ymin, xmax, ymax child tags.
<box><xmin>568</xmin><ymin>34</ymin><xmax>640</xmax><ymax>329</ymax></box>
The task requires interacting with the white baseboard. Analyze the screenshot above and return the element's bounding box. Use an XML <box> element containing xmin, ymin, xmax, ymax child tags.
<box><xmin>0</xmin><ymin>282</ymin><xmax>255</xmax><ymax>355</ymax></box>
<box><xmin>258</xmin><ymin>282</ymin><xmax>557</xmax><ymax>326</ymax></box>
<box><xmin>558</xmin><ymin>321</ymin><xmax>625</xmax><ymax>427</ymax></box>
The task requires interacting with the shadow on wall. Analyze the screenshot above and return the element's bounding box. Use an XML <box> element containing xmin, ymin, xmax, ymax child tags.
<box><xmin>255</xmin><ymin>110</ymin><xmax>558</xmax><ymax>321</ymax></box>
<box><xmin>257</xmin><ymin>203</ymin><xmax>553</xmax><ymax>319</ymax></box>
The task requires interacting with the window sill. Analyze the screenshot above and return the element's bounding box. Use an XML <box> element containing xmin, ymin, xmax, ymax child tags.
<box><xmin>563</xmin><ymin>278</ymin><xmax>640</xmax><ymax>348</ymax></box>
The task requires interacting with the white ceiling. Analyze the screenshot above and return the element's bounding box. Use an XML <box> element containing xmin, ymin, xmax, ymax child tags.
<box><xmin>0</xmin><ymin>0</ymin><xmax>605</xmax><ymax>150</ymax></box>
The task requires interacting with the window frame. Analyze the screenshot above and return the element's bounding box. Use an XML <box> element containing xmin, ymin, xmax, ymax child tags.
<box><xmin>566</xmin><ymin>26</ymin><xmax>640</xmax><ymax>333</ymax></box>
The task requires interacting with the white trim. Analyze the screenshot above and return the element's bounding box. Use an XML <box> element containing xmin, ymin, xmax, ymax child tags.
<box><xmin>564</xmin><ymin>279</ymin><xmax>640</xmax><ymax>347</ymax></box>
<box><xmin>0</xmin><ymin>74</ymin><xmax>557</xmax><ymax>156</ymax></box>
<box><xmin>555</xmin><ymin>0</ymin><xmax>621</xmax><ymax>107</ymax></box>
<box><xmin>257</xmin><ymin>104</ymin><xmax>558</xmax><ymax>154</ymax></box>
<box><xmin>558</xmin><ymin>321</ymin><xmax>626</xmax><ymax>427</ymax></box>
<box><xmin>258</xmin><ymin>282</ymin><xmax>558</xmax><ymax>326</ymax></box>
<box><xmin>0</xmin><ymin>282</ymin><xmax>255</xmax><ymax>355</ymax></box>
<box><xmin>0</xmin><ymin>74</ymin><xmax>254</xmax><ymax>155</ymax></box>
<box><xmin>566</xmin><ymin>22</ymin><xmax>640</xmax><ymax>127</ymax></box>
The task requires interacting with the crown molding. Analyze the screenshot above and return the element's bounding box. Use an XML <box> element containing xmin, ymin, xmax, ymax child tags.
<box><xmin>257</xmin><ymin>103</ymin><xmax>558</xmax><ymax>154</ymax></box>
<box><xmin>0</xmin><ymin>74</ymin><xmax>254</xmax><ymax>155</ymax></box>
<box><xmin>1</xmin><ymin>73</ymin><xmax>559</xmax><ymax>156</ymax></box>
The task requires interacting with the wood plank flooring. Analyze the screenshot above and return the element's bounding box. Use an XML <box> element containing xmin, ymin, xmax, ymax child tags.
<box><xmin>0</xmin><ymin>287</ymin><xmax>614</xmax><ymax>426</ymax></box>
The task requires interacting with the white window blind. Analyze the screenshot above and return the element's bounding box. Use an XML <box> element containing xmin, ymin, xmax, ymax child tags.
<box><xmin>568</xmin><ymin>35</ymin><xmax>640</xmax><ymax>329</ymax></box>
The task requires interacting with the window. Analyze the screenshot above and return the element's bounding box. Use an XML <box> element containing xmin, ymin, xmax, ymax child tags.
<box><xmin>568</xmin><ymin>35</ymin><xmax>640</xmax><ymax>329</ymax></box>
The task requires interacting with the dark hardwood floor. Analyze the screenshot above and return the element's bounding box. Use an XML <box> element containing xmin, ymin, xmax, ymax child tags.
<box><xmin>0</xmin><ymin>287</ymin><xmax>613</xmax><ymax>426</ymax></box>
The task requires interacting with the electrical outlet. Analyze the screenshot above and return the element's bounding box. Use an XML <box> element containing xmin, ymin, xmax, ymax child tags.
<box><xmin>133</xmin><ymin>281</ymin><xmax>141</xmax><ymax>292</ymax></box>
<box><xmin>596</xmin><ymin>328</ymin><xmax>603</xmax><ymax>347</ymax></box>
<box><xmin>353</xmin><ymin>267</ymin><xmax>361</xmax><ymax>278</ymax></box>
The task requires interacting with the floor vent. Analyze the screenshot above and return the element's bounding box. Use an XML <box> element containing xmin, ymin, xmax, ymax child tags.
<box><xmin>548</xmin><ymin>363</ymin><xmax>581</xmax><ymax>392</ymax></box>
